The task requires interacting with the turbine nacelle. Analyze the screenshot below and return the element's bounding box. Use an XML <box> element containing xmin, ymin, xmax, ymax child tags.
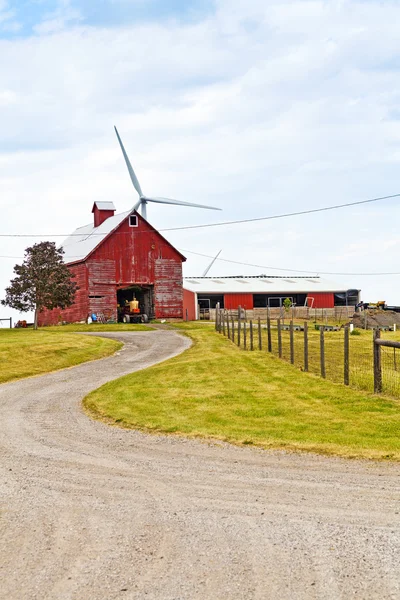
<box><xmin>114</xmin><ymin>126</ymin><xmax>221</xmax><ymax>220</ymax></box>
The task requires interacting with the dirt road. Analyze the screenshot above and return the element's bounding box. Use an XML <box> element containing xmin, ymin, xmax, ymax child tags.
<box><xmin>0</xmin><ymin>330</ymin><xmax>399</xmax><ymax>600</ymax></box>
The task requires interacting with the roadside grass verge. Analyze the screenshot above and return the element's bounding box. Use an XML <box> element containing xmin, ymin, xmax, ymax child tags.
<box><xmin>0</xmin><ymin>328</ymin><xmax>124</xmax><ymax>383</ymax></box>
<box><xmin>84</xmin><ymin>322</ymin><xmax>400</xmax><ymax>460</ymax></box>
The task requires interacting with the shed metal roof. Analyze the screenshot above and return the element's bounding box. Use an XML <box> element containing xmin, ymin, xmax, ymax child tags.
<box><xmin>183</xmin><ymin>276</ymin><xmax>354</xmax><ymax>294</ymax></box>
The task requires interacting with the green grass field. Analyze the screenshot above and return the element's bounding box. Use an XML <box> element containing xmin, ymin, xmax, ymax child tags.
<box><xmin>0</xmin><ymin>327</ymin><xmax>124</xmax><ymax>383</ymax></box>
<box><xmin>252</xmin><ymin>324</ymin><xmax>400</xmax><ymax>396</ymax></box>
<box><xmin>84</xmin><ymin>322</ymin><xmax>400</xmax><ymax>460</ymax></box>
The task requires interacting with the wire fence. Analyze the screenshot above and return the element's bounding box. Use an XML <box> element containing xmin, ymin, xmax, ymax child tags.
<box><xmin>0</xmin><ymin>318</ymin><xmax>12</xmax><ymax>328</ymax></box>
<box><xmin>217</xmin><ymin>308</ymin><xmax>400</xmax><ymax>398</ymax></box>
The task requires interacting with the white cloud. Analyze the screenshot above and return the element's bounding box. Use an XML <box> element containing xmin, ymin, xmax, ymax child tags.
<box><xmin>0</xmin><ymin>0</ymin><xmax>20</xmax><ymax>31</ymax></box>
<box><xmin>2</xmin><ymin>0</ymin><xmax>400</xmax><ymax>321</ymax></box>
<box><xmin>33</xmin><ymin>0</ymin><xmax>82</xmax><ymax>34</ymax></box>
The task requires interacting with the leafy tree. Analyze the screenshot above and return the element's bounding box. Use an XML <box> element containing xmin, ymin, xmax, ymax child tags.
<box><xmin>283</xmin><ymin>297</ymin><xmax>292</xmax><ymax>312</ymax></box>
<box><xmin>1</xmin><ymin>242</ymin><xmax>77</xmax><ymax>329</ymax></box>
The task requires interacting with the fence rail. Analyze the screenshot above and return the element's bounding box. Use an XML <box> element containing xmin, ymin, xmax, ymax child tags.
<box><xmin>215</xmin><ymin>305</ymin><xmax>400</xmax><ymax>398</ymax></box>
<box><xmin>0</xmin><ymin>318</ymin><xmax>12</xmax><ymax>328</ymax></box>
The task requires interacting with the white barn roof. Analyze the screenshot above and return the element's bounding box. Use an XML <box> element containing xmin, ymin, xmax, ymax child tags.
<box><xmin>62</xmin><ymin>210</ymin><xmax>130</xmax><ymax>264</ymax></box>
<box><xmin>93</xmin><ymin>201</ymin><xmax>116</xmax><ymax>211</ymax></box>
<box><xmin>183</xmin><ymin>276</ymin><xmax>354</xmax><ymax>294</ymax></box>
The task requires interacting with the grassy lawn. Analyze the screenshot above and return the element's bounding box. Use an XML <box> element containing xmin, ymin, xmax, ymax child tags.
<box><xmin>84</xmin><ymin>322</ymin><xmax>400</xmax><ymax>460</ymax></box>
<box><xmin>0</xmin><ymin>327</ymin><xmax>127</xmax><ymax>383</ymax></box>
<box><xmin>253</xmin><ymin>325</ymin><xmax>400</xmax><ymax>396</ymax></box>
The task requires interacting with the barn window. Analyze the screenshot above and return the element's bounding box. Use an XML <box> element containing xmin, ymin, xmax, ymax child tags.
<box><xmin>197</xmin><ymin>294</ymin><xmax>224</xmax><ymax>309</ymax></box>
<box><xmin>129</xmin><ymin>215</ymin><xmax>138</xmax><ymax>227</ymax></box>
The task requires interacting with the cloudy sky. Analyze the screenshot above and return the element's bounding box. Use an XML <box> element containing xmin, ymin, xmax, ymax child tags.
<box><xmin>1</xmin><ymin>0</ymin><xmax>400</xmax><ymax>322</ymax></box>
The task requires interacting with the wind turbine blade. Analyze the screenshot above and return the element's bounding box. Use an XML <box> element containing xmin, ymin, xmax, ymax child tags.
<box><xmin>145</xmin><ymin>196</ymin><xmax>221</xmax><ymax>211</ymax></box>
<box><xmin>202</xmin><ymin>250</ymin><xmax>222</xmax><ymax>277</ymax></box>
<box><xmin>132</xmin><ymin>199</ymin><xmax>142</xmax><ymax>212</ymax></box>
<box><xmin>114</xmin><ymin>126</ymin><xmax>143</xmax><ymax>197</ymax></box>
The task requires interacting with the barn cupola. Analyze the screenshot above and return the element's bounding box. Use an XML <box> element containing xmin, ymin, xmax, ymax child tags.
<box><xmin>92</xmin><ymin>201</ymin><xmax>116</xmax><ymax>227</ymax></box>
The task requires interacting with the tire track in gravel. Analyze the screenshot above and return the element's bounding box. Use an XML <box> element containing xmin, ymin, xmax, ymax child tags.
<box><xmin>0</xmin><ymin>329</ymin><xmax>399</xmax><ymax>600</ymax></box>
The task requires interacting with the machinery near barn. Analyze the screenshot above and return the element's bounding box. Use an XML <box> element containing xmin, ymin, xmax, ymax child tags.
<box><xmin>361</xmin><ymin>301</ymin><xmax>400</xmax><ymax>313</ymax></box>
<box><xmin>118</xmin><ymin>297</ymin><xmax>149</xmax><ymax>323</ymax></box>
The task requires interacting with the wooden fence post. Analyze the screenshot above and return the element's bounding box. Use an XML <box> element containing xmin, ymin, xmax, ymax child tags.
<box><xmin>320</xmin><ymin>326</ymin><xmax>326</xmax><ymax>378</ymax></box>
<box><xmin>258</xmin><ymin>317</ymin><xmax>262</xmax><ymax>351</ymax></box>
<box><xmin>231</xmin><ymin>316</ymin><xmax>235</xmax><ymax>344</ymax></box>
<box><xmin>277</xmin><ymin>318</ymin><xmax>282</xmax><ymax>358</ymax></box>
<box><xmin>215</xmin><ymin>302</ymin><xmax>220</xmax><ymax>331</ymax></box>
<box><xmin>250</xmin><ymin>320</ymin><xmax>254</xmax><ymax>350</ymax></box>
<box><xmin>373</xmin><ymin>328</ymin><xmax>382</xmax><ymax>393</ymax></box>
<box><xmin>344</xmin><ymin>325</ymin><xmax>349</xmax><ymax>385</ymax></box>
<box><xmin>304</xmin><ymin>321</ymin><xmax>308</xmax><ymax>372</ymax></box>
<box><xmin>243</xmin><ymin>321</ymin><xmax>247</xmax><ymax>350</ymax></box>
<box><xmin>222</xmin><ymin>311</ymin><xmax>225</xmax><ymax>336</ymax></box>
<box><xmin>290</xmin><ymin>320</ymin><xmax>294</xmax><ymax>364</ymax></box>
<box><xmin>267</xmin><ymin>316</ymin><xmax>272</xmax><ymax>353</ymax></box>
<box><xmin>238</xmin><ymin>314</ymin><xmax>241</xmax><ymax>347</ymax></box>
<box><xmin>227</xmin><ymin>312</ymin><xmax>230</xmax><ymax>340</ymax></box>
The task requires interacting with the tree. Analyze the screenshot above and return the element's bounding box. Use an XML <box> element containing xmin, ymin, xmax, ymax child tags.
<box><xmin>283</xmin><ymin>297</ymin><xmax>292</xmax><ymax>312</ymax></box>
<box><xmin>1</xmin><ymin>242</ymin><xmax>77</xmax><ymax>329</ymax></box>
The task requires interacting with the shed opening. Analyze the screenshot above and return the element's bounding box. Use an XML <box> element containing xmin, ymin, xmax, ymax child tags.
<box><xmin>117</xmin><ymin>285</ymin><xmax>154</xmax><ymax>322</ymax></box>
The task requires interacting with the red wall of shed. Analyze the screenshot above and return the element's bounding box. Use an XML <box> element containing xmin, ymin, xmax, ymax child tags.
<box><xmin>309</xmin><ymin>293</ymin><xmax>334</xmax><ymax>308</ymax></box>
<box><xmin>224</xmin><ymin>293</ymin><xmax>254</xmax><ymax>310</ymax></box>
<box><xmin>38</xmin><ymin>263</ymin><xmax>88</xmax><ymax>326</ymax></box>
<box><xmin>183</xmin><ymin>289</ymin><xmax>196</xmax><ymax>320</ymax></box>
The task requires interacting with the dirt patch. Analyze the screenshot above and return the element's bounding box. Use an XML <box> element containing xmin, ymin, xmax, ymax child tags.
<box><xmin>352</xmin><ymin>309</ymin><xmax>400</xmax><ymax>329</ymax></box>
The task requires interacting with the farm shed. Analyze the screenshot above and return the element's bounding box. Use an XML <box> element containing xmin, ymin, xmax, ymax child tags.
<box><xmin>182</xmin><ymin>276</ymin><xmax>360</xmax><ymax>320</ymax></box>
<box><xmin>38</xmin><ymin>202</ymin><xmax>186</xmax><ymax>326</ymax></box>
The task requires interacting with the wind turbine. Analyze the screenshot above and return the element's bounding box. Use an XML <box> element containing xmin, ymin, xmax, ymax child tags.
<box><xmin>114</xmin><ymin>126</ymin><xmax>221</xmax><ymax>220</ymax></box>
<box><xmin>202</xmin><ymin>249</ymin><xmax>222</xmax><ymax>277</ymax></box>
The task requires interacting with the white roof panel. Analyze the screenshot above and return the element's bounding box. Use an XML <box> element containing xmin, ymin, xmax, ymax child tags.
<box><xmin>183</xmin><ymin>276</ymin><xmax>355</xmax><ymax>294</ymax></box>
<box><xmin>93</xmin><ymin>201</ymin><xmax>116</xmax><ymax>211</ymax></box>
<box><xmin>62</xmin><ymin>210</ymin><xmax>130</xmax><ymax>264</ymax></box>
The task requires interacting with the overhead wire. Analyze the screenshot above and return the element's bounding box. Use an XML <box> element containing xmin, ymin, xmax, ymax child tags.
<box><xmin>178</xmin><ymin>248</ymin><xmax>400</xmax><ymax>276</ymax></box>
<box><xmin>0</xmin><ymin>192</ymin><xmax>398</xmax><ymax>238</ymax></box>
<box><xmin>1</xmin><ymin>191</ymin><xmax>399</xmax><ymax>276</ymax></box>
<box><xmin>2</xmin><ymin>248</ymin><xmax>400</xmax><ymax>276</ymax></box>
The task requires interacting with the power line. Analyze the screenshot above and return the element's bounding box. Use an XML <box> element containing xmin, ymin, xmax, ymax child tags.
<box><xmin>179</xmin><ymin>248</ymin><xmax>400</xmax><ymax>276</ymax></box>
<box><xmin>2</xmin><ymin>248</ymin><xmax>400</xmax><ymax>276</ymax></box>
<box><xmin>163</xmin><ymin>192</ymin><xmax>400</xmax><ymax>232</ymax></box>
<box><xmin>0</xmin><ymin>192</ymin><xmax>398</xmax><ymax>238</ymax></box>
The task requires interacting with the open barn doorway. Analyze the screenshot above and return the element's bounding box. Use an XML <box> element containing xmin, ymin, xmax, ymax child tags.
<box><xmin>117</xmin><ymin>285</ymin><xmax>154</xmax><ymax>323</ymax></box>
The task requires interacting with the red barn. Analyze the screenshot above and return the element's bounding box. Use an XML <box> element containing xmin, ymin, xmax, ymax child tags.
<box><xmin>182</xmin><ymin>276</ymin><xmax>360</xmax><ymax>320</ymax></box>
<box><xmin>38</xmin><ymin>202</ymin><xmax>186</xmax><ymax>326</ymax></box>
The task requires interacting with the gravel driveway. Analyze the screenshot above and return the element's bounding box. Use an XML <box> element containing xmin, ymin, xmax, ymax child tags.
<box><xmin>0</xmin><ymin>329</ymin><xmax>399</xmax><ymax>600</ymax></box>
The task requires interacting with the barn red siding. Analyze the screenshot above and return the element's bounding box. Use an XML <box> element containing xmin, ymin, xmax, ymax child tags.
<box><xmin>39</xmin><ymin>213</ymin><xmax>185</xmax><ymax>325</ymax></box>
<box><xmin>90</xmin><ymin>216</ymin><xmax>183</xmax><ymax>286</ymax></box>
<box><xmin>93</xmin><ymin>207</ymin><xmax>115</xmax><ymax>227</ymax></box>
<box><xmin>183</xmin><ymin>288</ymin><xmax>196</xmax><ymax>321</ymax></box>
<box><xmin>309</xmin><ymin>293</ymin><xmax>334</xmax><ymax>308</ymax></box>
<box><xmin>87</xmin><ymin>259</ymin><xmax>117</xmax><ymax>320</ymax></box>
<box><xmin>38</xmin><ymin>263</ymin><xmax>88</xmax><ymax>326</ymax></box>
<box><xmin>154</xmin><ymin>259</ymin><xmax>183</xmax><ymax>318</ymax></box>
<box><xmin>224</xmin><ymin>293</ymin><xmax>254</xmax><ymax>310</ymax></box>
